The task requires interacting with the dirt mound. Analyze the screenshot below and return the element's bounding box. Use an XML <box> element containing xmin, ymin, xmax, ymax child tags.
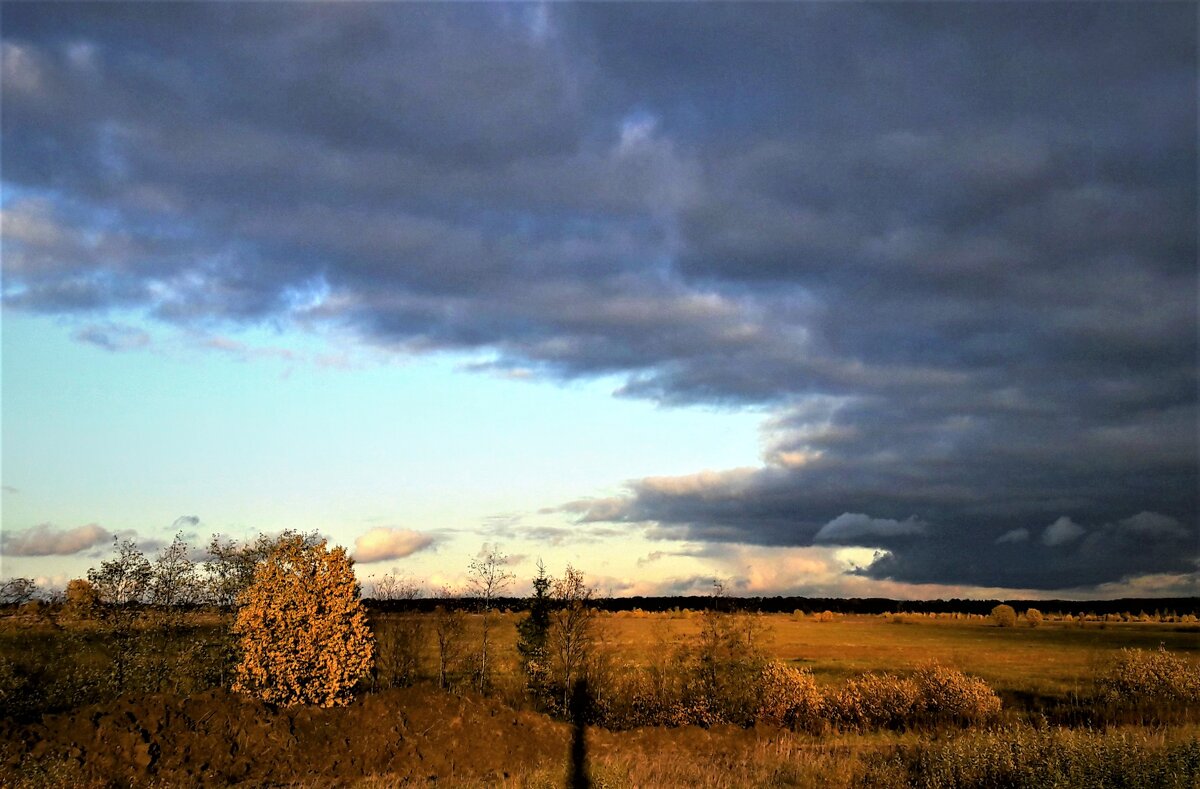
<box><xmin>0</xmin><ymin>687</ymin><xmax>569</xmax><ymax>786</ymax></box>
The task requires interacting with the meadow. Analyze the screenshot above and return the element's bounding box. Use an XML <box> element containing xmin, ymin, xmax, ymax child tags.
<box><xmin>1</xmin><ymin>601</ymin><xmax>1198</xmax><ymax>787</ymax></box>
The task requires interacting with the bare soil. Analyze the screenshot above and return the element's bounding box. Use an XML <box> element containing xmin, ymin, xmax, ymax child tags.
<box><xmin>0</xmin><ymin>687</ymin><xmax>570</xmax><ymax>787</ymax></box>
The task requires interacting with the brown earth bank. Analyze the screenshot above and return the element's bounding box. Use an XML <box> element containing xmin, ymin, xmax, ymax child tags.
<box><xmin>0</xmin><ymin>687</ymin><xmax>570</xmax><ymax>787</ymax></box>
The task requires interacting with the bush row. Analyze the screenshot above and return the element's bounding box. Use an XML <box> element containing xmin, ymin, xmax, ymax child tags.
<box><xmin>596</xmin><ymin>660</ymin><xmax>1001</xmax><ymax>732</ymax></box>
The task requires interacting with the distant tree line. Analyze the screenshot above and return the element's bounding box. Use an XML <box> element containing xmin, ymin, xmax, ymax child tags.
<box><xmin>363</xmin><ymin>594</ymin><xmax>1200</xmax><ymax>618</ymax></box>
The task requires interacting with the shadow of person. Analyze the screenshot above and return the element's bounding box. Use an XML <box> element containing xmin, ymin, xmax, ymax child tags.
<box><xmin>569</xmin><ymin>678</ymin><xmax>591</xmax><ymax>789</ymax></box>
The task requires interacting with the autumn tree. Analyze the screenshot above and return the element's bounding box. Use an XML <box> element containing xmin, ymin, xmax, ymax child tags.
<box><xmin>64</xmin><ymin>578</ymin><xmax>99</xmax><ymax>619</ymax></box>
<box><xmin>681</xmin><ymin>580</ymin><xmax>769</xmax><ymax>724</ymax></box>
<box><xmin>232</xmin><ymin>534</ymin><xmax>374</xmax><ymax>707</ymax></box>
<box><xmin>991</xmin><ymin>604</ymin><xmax>1017</xmax><ymax>628</ymax></box>
<box><xmin>467</xmin><ymin>545</ymin><xmax>513</xmax><ymax>693</ymax></box>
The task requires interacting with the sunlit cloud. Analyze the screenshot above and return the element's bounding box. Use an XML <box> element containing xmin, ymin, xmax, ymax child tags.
<box><xmin>353</xmin><ymin>527</ymin><xmax>435</xmax><ymax>564</ymax></box>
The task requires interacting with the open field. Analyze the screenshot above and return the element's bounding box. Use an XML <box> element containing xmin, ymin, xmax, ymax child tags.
<box><xmin>594</xmin><ymin>613</ymin><xmax>1200</xmax><ymax>697</ymax></box>
<box><xmin>1</xmin><ymin>605</ymin><xmax>1198</xmax><ymax>786</ymax></box>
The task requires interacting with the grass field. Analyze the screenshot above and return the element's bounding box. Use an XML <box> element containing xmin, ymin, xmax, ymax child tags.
<box><xmin>2</xmin><ymin>605</ymin><xmax>1198</xmax><ymax>786</ymax></box>
<box><xmin>518</xmin><ymin>611</ymin><xmax>1200</xmax><ymax>698</ymax></box>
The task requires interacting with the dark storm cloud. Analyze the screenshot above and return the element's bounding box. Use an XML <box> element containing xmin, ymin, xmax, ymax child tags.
<box><xmin>2</xmin><ymin>3</ymin><xmax>1195</xmax><ymax>590</ymax></box>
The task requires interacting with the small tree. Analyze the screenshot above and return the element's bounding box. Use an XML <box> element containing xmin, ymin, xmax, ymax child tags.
<box><xmin>87</xmin><ymin>538</ymin><xmax>154</xmax><ymax>690</ymax></box>
<box><xmin>467</xmin><ymin>545</ymin><xmax>514</xmax><ymax>693</ymax></box>
<box><xmin>89</xmin><ymin>538</ymin><xmax>152</xmax><ymax>608</ymax></box>
<box><xmin>433</xmin><ymin>587</ymin><xmax>469</xmax><ymax>691</ymax></box>
<box><xmin>516</xmin><ymin>560</ymin><xmax>553</xmax><ymax>702</ymax></box>
<box><xmin>151</xmin><ymin>532</ymin><xmax>199</xmax><ymax>609</ymax></box>
<box><xmin>232</xmin><ymin>535</ymin><xmax>374</xmax><ymax>707</ymax></box>
<box><xmin>681</xmin><ymin>580</ymin><xmax>768</xmax><ymax>725</ymax></box>
<box><xmin>1024</xmin><ymin>608</ymin><xmax>1043</xmax><ymax>628</ymax></box>
<box><xmin>991</xmin><ymin>604</ymin><xmax>1018</xmax><ymax>628</ymax></box>
<box><xmin>548</xmin><ymin>565</ymin><xmax>599</xmax><ymax>713</ymax></box>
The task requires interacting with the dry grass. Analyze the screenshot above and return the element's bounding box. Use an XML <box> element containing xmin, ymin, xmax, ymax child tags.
<box><xmin>3</xmin><ymin>607</ymin><xmax>1200</xmax><ymax>788</ymax></box>
<box><xmin>596</xmin><ymin>612</ymin><xmax>1200</xmax><ymax>699</ymax></box>
<box><xmin>346</xmin><ymin>724</ymin><xmax>1200</xmax><ymax>788</ymax></box>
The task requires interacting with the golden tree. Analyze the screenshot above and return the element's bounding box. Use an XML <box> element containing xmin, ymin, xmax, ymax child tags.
<box><xmin>233</xmin><ymin>534</ymin><xmax>374</xmax><ymax>707</ymax></box>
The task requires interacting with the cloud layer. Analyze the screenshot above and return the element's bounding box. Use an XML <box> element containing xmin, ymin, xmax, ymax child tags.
<box><xmin>2</xmin><ymin>4</ymin><xmax>1195</xmax><ymax>591</ymax></box>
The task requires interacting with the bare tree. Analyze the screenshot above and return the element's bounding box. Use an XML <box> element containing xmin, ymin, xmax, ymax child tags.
<box><xmin>369</xmin><ymin>569</ymin><xmax>421</xmax><ymax>603</ymax></box>
<box><xmin>202</xmin><ymin>535</ymin><xmax>260</xmax><ymax>609</ymax></box>
<box><xmin>467</xmin><ymin>545</ymin><xmax>514</xmax><ymax>693</ymax></box>
<box><xmin>150</xmin><ymin>532</ymin><xmax>199</xmax><ymax>609</ymax></box>
<box><xmin>433</xmin><ymin>587</ymin><xmax>469</xmax><ymax>691</ymax></box>
<box><xmin>549</xmin><ymin>565</ymin><xmax>600</xmax><ymax>713</ymax></box>
<box><xmin>89</xmin><ymin>538</ymin><xmax>152</xmax><ymax>608</ymax></box>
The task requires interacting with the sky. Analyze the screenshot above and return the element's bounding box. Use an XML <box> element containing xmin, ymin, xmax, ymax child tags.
<box><xmin>1</xmin><ymin>2</ymin><xmax>1196</xmax><ymax>600</ymax></box>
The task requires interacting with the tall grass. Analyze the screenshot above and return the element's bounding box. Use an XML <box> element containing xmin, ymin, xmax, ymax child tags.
<box><xmin>865</xmin><ymin>726</ymin><xmax>1200</xmax><ymax>788</ymax></box>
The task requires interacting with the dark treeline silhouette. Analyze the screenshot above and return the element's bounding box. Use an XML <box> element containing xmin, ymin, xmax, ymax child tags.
<box><xmin>363</xmin><ymin>595</ymin><xmax>1200</xmax><ymax>617</ymax></box>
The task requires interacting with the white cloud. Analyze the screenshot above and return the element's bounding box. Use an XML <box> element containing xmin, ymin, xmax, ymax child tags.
<box><xmin>814</xmin><ymin>512</ymin><xmax>926</xmax><ymax>544</ymax></box>
<box><xmin>1042</xmin><ymin>516</ymin><xmax>1086</xmax><ymax>547</ymax></box>
<box><xmin>1</xmin><ymin>523</ymin><xmax>111</xmax><ymax>556</ymax></box>
<box><xmin>353</xmin><ymin>527</ymin><xmax>434</xmax><ymax>563</ymax></box>
<box><xmin>995</xmin><ymin>528</ymin><xmax>1030</xmax><ymax>544</ymax></box>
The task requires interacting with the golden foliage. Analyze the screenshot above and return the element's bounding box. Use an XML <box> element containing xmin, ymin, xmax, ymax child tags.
<box><xmin>824</xmin><ymin>672</ymin><xmax>920</xmax><ymax>730</ymax></box>
<box><xmin>913</xmin><ymin>662</ymin><xmax>1002</xmax><ymax>723</ymax></box>
<box><xmin>757</xmin><ymin>662</ymin><xmax>823</xmax><ymax>730</ymax></box>
<box><xmin>990</xmin><ymin>604</ymin><xmax>1017</xmax><ymax>628</ymax></box>
<box><xmin>1098</xmin><ymin>647</ymin><xmax>1200</xmax><ymax>706</ymax></box>
<box><xmin>63</xmin><ymin>579</ymin><xmax>99</xmax><ymax>620</ymax></box>
<box><xmin>232</xmin><ymin>535</ymin><xmax>374</xmax><ymax>707</ymax></box>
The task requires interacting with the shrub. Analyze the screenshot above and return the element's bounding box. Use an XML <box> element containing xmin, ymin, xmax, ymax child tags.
<box><xmin>991</xmin><ymin>604</ymin><xmax>1017</xmax><ymax>627</ymax></box>
<box><xmin>232</xmin><ymin>535</ymin><xmax>374</xmax><ymax>707</ymax></box>
<box><xmin>913</xmin><ymin>662</ymin><xmax>1001</xmax><ymax>724</ymax></box>
<box><xmin>680</xmin><ymin>604</ymin><xmax>768</xmax><ymax>726</ymax></box>
<box><xmin>825</xmin><ymin>672</ymin><xmax>920</xmax><ymax>731</ymax></box>
<box><xmin>757</xmin><ymin>662</ymin><xmax>823</xmax><ymax>730</ymax></box>
<box><xmin>1024</xmin><ymin>608</ymin><xmax>1043</xmax><ymax>627</ymax></box>
<box><xmin>1097</xmin><ymin>647</ymin><xmax>1200</xmax><ymax>707</ymax></box>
